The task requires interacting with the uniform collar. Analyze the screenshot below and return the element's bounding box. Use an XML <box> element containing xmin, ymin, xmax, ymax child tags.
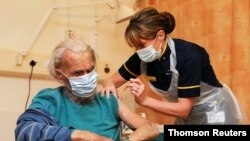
<box><xmin>158</xmin><ymin>41</ymin><xmax>167</xmax><ymax>61</ymax></box>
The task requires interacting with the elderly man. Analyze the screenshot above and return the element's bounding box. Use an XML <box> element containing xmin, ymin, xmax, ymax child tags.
<box><xmin>15</xmin><ymin>39</ymin><xmax>159</xmax><ymax>141</ymax></box>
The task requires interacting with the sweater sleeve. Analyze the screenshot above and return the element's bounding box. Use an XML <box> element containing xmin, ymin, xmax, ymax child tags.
<box><xmin>15</xmin><ymin>108</ymin><xmax>74</xmax><ymax>141</ymax></box>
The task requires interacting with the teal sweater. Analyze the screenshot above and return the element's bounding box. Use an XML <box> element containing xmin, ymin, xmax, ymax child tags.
<box><xmin>29</xmin><ymin>86</ymin><xmax>121</xmax><ymax>141</ymax></box>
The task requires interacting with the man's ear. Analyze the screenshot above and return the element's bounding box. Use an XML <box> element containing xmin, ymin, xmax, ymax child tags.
<box><xmin>55</xmin><ymin>70</ymin><xmax>64</xmax><ymax>83</ymax></box>
<box><xmin>56</xmin><ymin>75</ymin><xmax>63</xmax><ymax>83</ymax></box>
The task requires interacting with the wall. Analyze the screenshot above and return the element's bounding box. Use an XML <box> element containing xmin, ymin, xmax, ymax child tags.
<box><xmin>0</xmin><ymin>0</ymin><xmax>135</xmax><ymax>80</ymax></box>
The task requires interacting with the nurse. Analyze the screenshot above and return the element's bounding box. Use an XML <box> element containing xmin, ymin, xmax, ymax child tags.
<box><xmin>102</xmin><ymin>7</ymin><xmax>243</xmax><ymax>124</ymax></box>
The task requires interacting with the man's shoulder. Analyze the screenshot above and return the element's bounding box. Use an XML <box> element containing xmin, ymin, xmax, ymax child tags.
<box><xmin>38</xmin><ymin>87</ymin><xmax>63</xmax><ymax>94</ymax></box>
<box><xmin>34</xmin><ymin>86</ymin><xmax>64</xmax><ymax>100</ymax></box>
<box><xmin>95</xmin><ymin>92</ymin><xmax>120</xmax><ymax>116</ymax></box>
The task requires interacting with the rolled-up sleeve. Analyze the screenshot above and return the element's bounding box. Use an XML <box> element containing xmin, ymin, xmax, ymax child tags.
<box><xmin>15</xmin><ymin>109</ymin><xmax>73</xmax><ymax>141</ymax></box>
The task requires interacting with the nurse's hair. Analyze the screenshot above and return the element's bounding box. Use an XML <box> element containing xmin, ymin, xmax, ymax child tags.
<box><xmin>48</xmin><ymin>39</ymin><xmax>97</xmax><ymax>79</ymax></box>
<box><xmin>125</xmin><ymin>7</ymin><xmax>175</xmax><ymax>48</ymax></box>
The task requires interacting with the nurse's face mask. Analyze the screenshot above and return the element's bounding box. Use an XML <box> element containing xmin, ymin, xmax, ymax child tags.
<box><xmin>58</xmin><ymin>69</ymin><xmax>98</xmax><ymax>97</ymax></box>
<box><xmin>136</xmin><ymin>36</ymin><xmax>162</xmax><ymax>62</ymax></box>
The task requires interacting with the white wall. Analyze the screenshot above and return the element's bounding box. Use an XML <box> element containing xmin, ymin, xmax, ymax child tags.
<box><xmin>0</xmin><ymin>0</ymin><xmax>135</xmax><ymax>79</ymax></box>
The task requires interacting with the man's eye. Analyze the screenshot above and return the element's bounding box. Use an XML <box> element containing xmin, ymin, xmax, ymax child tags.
<box><xmin>86</xmin><ymin>70</ymin><xmax>92</xmax><ymax>73</ymax></box>
<box><xmin>86</xmin><ymin>67</ymin><xmax>95</xmax><ymax>73</ymax></box>
<box><xmin>74</xmin><ymin>72</ymin><xmax>84</xmax><ymax>76</ymax></box>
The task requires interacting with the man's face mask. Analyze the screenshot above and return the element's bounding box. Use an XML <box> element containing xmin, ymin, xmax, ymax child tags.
<box><xmin>136</xmin><ymin>37</ymin><xmax>162</xmax><ymax>62</ymax></box>
<box><xmin>60</xmin><ymin>70</ymin><xmax>98</xmax><ymax>97</ymax></box>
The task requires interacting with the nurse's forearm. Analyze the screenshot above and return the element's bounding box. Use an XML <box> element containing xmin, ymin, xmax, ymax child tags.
<box><xmin>107</xmin><ymin>72</ymin><xmax>127</xmax><ymax>88</ymax></box>
<box><xmin>141</xmin><ymin>97</ymin><xmax>193</xmax><ymax>118</ymax></box>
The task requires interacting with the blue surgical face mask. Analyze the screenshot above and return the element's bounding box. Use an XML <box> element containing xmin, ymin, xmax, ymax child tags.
<box><xmin>61</xmin><ymin>70</ymin><xmax>98</xmax><ymax>97</ymax></box>
<box><xmin>136</xmin><ymin>37</ymin><xmax>162</xmax><ymax>62</ymax></box>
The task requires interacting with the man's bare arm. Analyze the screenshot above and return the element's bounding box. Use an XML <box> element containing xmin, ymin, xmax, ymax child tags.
<box><xmin>118</xmin><ymin>99</ymin><xmax>160</xmax><ymax>141</ymax></box>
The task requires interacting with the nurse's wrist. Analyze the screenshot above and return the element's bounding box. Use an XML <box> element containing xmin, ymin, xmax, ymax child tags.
<box><xmin>134</xmin><ymin>95</ymin><xmax>145</xmax><ymax>105</ymax></box>
<box><xmin>139</xmin><ymin>95</ymin><xmax>150</xmax><ymax>106</ymax></box>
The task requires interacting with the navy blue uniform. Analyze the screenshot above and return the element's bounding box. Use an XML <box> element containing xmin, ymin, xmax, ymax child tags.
<box><xmin>118</xmin><ymin>38</ymin><xmax>222</xmax><ymax>98</ymax></box>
